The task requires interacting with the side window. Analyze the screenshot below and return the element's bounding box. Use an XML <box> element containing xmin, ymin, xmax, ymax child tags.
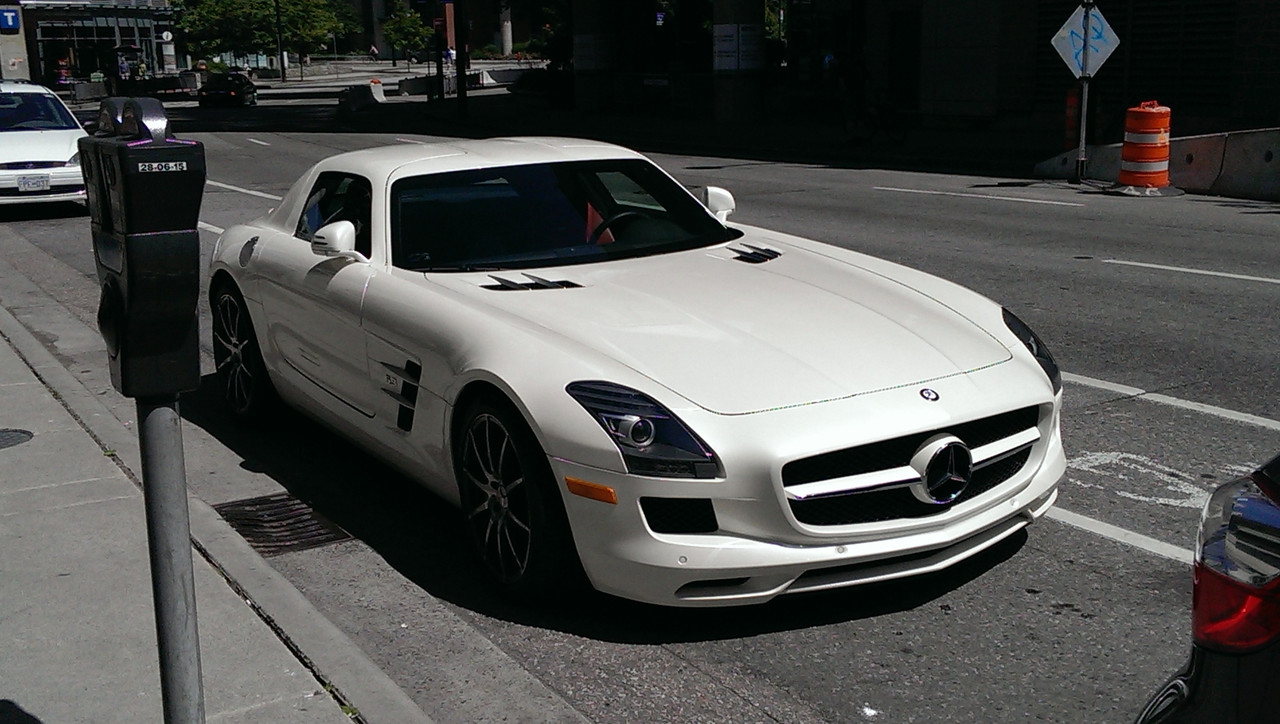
<box><xmin>295</xmin><ymin>172</ymin><xmax>373</xmax><ymax>258</ymax></box>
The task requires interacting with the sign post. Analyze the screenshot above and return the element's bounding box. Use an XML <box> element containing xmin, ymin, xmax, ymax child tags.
<box><xmin>1051</xmin><ymin>2</ymin><xmax>1120</xmax><ymax>182</ymax></box>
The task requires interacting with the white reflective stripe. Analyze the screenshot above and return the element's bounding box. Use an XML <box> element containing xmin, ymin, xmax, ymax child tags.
<box><xmin>1120</xmin><ymin>160</ymin><xmax>1169</xmax><ymax>173</ymax></box>
<box><xmin>1124</xmin><ymin>131</ymin><xmax>1168</xmax><ymax>144</ymax></box>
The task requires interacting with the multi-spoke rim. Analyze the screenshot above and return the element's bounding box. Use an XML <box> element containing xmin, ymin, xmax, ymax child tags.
<box><xmin>461</xmin><ymin>413</ymin><xmax>532</xmax><ymax>582</ymax></box>
<box><xmin>212</xmin><ymin>290</ymin><xmax>256</xmax><ymax>415</ymax></box>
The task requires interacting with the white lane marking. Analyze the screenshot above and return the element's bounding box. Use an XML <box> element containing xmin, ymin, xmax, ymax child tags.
<box><xmin>1064</xmin><ymin>372</ymin><xmax>1280</xmax><ymax>432</ymax></box>
<box><xmin>1103</xmin><ymin>258</ymin><xmax>1280</xmax><ymax>286</ymax></box>
<box><xmin>198</xmin><ymin>221</ymin><xmax>224</xmax><ymax>234</ymax></box>
<box><xmin>872</xmin><ymin>186</ymin><xmax>1085</xmax><ymax>207</ymax></box>
<box><xmin>206</xmin><ymin>179</ymin><xmax>283</xmax><ymax>201</ymax></box>
<box><xmin>395</xmin><ymin>137</ymin><xmax>424</xmax><ymax>144</ymax></box>
<box><xmin>246</xmin><ymin>138</ymin><xmax>271</xmax><ymax>146</ymax></box>
<box><xmin>1068</xmin><ymin>451</ymin><xmax>1211</xmax><ymax>509</ymax></box>
<box><xmin>1046</xmin><ymin>507</ymin><xmax>1194</xmax><ymax>565</ymax></box>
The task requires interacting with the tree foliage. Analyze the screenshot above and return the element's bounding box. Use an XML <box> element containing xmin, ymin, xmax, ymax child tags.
<box><xmin>175</xmin><ymin>0</ymin><xmax>344</xmax><ymax>58</ymax></box>
<box><xmin>382</xmin><ymin>10</ymin><xmax>433</xmax><ymax>59</ymax></box>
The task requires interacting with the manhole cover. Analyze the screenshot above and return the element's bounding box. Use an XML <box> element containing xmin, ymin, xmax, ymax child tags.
<box><xmin>0</xmin><ymin>429</ymin><xmax>34</xmax><ymax>451</ymax></box>
<box><xmin>214</xmin><ymin>493</ymin><xmax>352</xmax><ymax>557</ymax></box>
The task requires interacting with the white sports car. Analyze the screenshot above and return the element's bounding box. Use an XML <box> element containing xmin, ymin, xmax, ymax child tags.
<box><xmin>209</xmin><ymin>137</ymin><xmax>1065</xmax><ymax>607</ymax></box>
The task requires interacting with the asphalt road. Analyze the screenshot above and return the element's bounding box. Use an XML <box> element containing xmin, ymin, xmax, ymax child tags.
<box><xmin>4</xmin><ymin>125</ymin><xmax>1278</xmax><ymax>723</ymax></box>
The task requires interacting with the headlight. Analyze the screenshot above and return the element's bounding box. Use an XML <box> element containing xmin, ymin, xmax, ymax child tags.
<box><xmin>1002</xmin><ymin>309</ymin><xmax>1061</xmax><ymax>393</ymax></box>
<box><xmin>567</xmin><ymin>381</ymin><xmax>722</xmax><ymax>479</ymax></box>
<box><xmin>66</xmin><ymin>152</ymin><xmax>80</xmax><ymax>167</ymax></box>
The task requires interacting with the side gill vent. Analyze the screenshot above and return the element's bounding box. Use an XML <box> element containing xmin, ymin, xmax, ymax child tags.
<box><xmin>381</xmin><ymin>359</ymin><xmax>422</xmax><ymax>432</ymax></box>
<box><xmin>730</xmin><ymin>245</ymin><xmax>783</xmax><ymax>264</ymax></box>
<box><xmin>483</xmin><ymin>273</ymin><xmax>582</xmax><ymax>291</ymax></box>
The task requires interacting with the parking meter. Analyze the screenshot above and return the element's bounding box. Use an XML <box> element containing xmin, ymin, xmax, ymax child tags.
<box><xmin>79</xmin><ymin>97</ymin><xmax>205</xmax><ymax>398</ymax></box>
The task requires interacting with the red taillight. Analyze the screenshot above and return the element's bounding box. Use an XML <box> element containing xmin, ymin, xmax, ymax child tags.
<box><xmin>1193</xmin><ymin>562</ymin><xmax>1280</xmax><ymax>652</ymax></box>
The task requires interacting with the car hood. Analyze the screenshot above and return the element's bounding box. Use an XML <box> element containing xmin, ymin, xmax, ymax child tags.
<box><xmin>2</xmin><ymin>128</ymin><xmax>84</xmax><ymax>164</ymax></box>
<box><xmin>440</xmin><ymin>240</ymin><xmax>1012</xmax><ymax>415</ymax></box>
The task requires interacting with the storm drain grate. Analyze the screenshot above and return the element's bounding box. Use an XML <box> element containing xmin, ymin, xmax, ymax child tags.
<box><xmin>213</xmin><ymin>493</ymin><xmax>352</xmax><ymax>557</ymax></box>
<box><xmin>0</xmin><ymin>429</ymin><xmax>34</xmax><ymax>451</ymax></box>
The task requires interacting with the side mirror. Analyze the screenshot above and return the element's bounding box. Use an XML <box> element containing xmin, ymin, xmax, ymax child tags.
<box><xmin>311</xmin><ymin>221</ymin><xmax>363</xmax><ymax>260</ymax></box>
<box><xmin>702</xmin><ymin>186</ymin><xmax>735</xmax><ymax>222</ymax></box>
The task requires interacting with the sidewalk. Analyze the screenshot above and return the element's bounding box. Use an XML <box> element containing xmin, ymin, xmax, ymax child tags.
<box><xmin>0</xmin><ymin>279</ymin><xmax>428</xmax><ymax>720</ymax></box>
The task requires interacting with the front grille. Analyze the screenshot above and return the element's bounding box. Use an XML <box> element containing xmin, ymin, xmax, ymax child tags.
<box><xmin>640</xmin><ymin>497</ymin><xmax>718</xmax><ymax>533</ymax></box>
<box><xmin>788</xmin><ymin>449</ymin><xmax>1031</xmax><ymax>526</ymax></box>
<box><xmin>782</xmin><ymin>406</ymin><xmax>1039</xmax><ymax>487</ymax></box>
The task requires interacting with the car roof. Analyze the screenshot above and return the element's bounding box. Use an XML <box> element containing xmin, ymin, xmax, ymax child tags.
<box><xmin>0</xmin><ymin>81</ymin><xmax>59</xmax><ymax>96</ymax></box>
<box><xmin>319</xmin><ymin>137</ymin><xmax>647</xmax><ymax>180</ymax></box>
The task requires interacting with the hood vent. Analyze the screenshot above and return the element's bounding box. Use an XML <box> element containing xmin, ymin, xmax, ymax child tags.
<box><xmin>483</xmin><ymin>273</ymin><xmax>582</xmax><ymax>291</ymax></box>
<box><xmin>730</xmin><ymin>245</ymin><xmax>783</xmax><ymax>264</ymax></box>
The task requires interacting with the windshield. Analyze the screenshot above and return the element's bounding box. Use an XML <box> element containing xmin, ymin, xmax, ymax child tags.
<box><xmin>0</xmin><ymin>92</ymin><xmax>81</xmax><ymax>132</ymax></box>
<box><xmin>390</xmin><ymin>159</ymin><xmax>740</xmax><ymax>271</ymax></box>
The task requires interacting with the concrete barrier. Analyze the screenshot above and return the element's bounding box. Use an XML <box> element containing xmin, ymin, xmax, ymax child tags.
<box><xmin>483</xmin><ymin>68</ymin><xmax>528</xmax><ymax>85</ymax></box>
<box><xmin>1169</xmin><ymin>133</ymin><xmax>1227</xmax><ymax>193</ymax></box>
<box><xmin>1209</xmin><ymin>128</ymin><xmax>1280</xmax><ymax>201</ymax></box>
<box><xmin>1034</xmin><ymin>128</ymin><xmax>1280</xmax><ymax>201</ymax></box>
<box><xmin>336</xmin><ymin>80</ymin><xmax>385</xmax><ymax>114</ymax></box>
<box><xmin>70</xmin><ymin>82</ymin><xmax>108</xmax><ymax>102</ymax></box>
<box><xmin>397</xmin><ymin>75</ymin><xmax>433</xmax><ymax>96</ymax></box>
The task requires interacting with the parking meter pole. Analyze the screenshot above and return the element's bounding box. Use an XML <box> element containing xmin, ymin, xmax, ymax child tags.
<box><xmin>79</xmin><ymin>97</ymin><xmax>208</xmax><ymax>724</ymax></box>
<box><xmin>137</xmin><ymin>395</ymin><xmax>206</xmax><ymax>724</ymax></box>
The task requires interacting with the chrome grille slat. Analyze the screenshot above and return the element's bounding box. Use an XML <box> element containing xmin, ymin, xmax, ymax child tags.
<box><xmin>781</xmin><ymin>406</ymin><xmax>1042</xmax><ymax>526</ymax></box>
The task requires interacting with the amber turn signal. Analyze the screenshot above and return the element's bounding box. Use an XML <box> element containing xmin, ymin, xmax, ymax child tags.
<box><xmin>565</xmin><ymin>477</ymin><xmax>617</xmax><ymax>505</ymax></box>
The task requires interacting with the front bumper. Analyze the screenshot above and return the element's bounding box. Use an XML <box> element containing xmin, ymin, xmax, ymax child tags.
<box><xmin>0</xmin><ymin>166</ymin><xmax>85</xmax><ymax>205</ymax></box>
<box><xmin>553</xmin><ymin>383</ymin><xmax>1066</xmax><ymax>607</ymax></box>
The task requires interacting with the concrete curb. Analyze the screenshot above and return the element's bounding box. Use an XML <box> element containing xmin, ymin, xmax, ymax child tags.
<box><xmin>0</xmin><ymin>280</ymin><xmax>432</xmax><ymax>723</ymax></box>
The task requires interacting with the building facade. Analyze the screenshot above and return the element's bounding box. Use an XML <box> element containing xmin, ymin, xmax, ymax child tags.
<box><xmin>1</xmin><ymin>0</ymin><xmax>177</xmax><ymax>86</ymax></box>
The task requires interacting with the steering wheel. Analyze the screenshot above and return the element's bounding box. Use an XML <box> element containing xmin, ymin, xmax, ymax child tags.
<box><xmin>588</xmin><ymin>211</ymin><xmax>646</xmax><ymax>245</ymax></box>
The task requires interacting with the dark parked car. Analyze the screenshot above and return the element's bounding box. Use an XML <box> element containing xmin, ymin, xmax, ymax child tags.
<box><xmin>1136</xmin><ymin>453</ymin><xmax>1280</xmax><ymax>723</ymax></box>
<box><xmin>198</xmin><ymin>73</ymin><xmax>257</xmax><ymax>107</ymax></box>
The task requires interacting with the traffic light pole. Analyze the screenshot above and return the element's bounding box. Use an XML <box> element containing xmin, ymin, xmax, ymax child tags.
<box><xmin>138</xmin><ymin>395</ymin><xmax>205</xmax><ymax>724</ymax></box>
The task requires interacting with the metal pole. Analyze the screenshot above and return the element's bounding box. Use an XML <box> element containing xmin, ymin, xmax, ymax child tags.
<box><xmin>455</xmin><ymin>0</ymin><xmax>468</xmax><ymax>118</ymax></box>
<box><xmin>273</xmin><ymin>0</ymin><xmax>286</xmax><ymax>82</ymax></box>
<box><xmin>1074</xmin><ymin>1</ymin><xmax>1094</xmax><ymax>182</ymax></box>
<box><xmin>137</xmin><ymin>396</ymin><xmax>205</xmax><ymax>724</ymax></box>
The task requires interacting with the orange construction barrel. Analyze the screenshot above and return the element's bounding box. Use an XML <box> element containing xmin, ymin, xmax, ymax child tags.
<box><xmin>1118</xmin><ymin>100</ymin><xmax>1171</xmax><ymax>188</ymax></box>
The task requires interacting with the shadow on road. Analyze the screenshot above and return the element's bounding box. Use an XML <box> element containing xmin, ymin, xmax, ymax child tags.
<box><xmin>180</xmin><ymin>371</ymin><xmax>1028</xmax><ymax>645</ymax></box>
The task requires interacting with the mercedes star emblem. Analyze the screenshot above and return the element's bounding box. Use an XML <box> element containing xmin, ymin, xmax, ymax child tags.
<box><xmin>908</xmin><ymin>434</ymin><xmax>973</xmax><ymax>505</ymax></box>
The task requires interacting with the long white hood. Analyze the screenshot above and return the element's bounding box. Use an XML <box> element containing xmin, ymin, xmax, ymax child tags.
<box><xmin>445</xmin><ymin>241</ymin><xmax>1012</xmax><ymax>415</ymax></box>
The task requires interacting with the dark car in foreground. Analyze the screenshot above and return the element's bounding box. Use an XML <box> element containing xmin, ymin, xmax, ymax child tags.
<box><xmin>198</xmin><ymin>73</ymin><xmax>257</xmax><ymax>107</ymax></box>
<box><xmin>1136</xmin><ymin>453</ymin><xmax>1280</xmax><ymax>723</ymax></box>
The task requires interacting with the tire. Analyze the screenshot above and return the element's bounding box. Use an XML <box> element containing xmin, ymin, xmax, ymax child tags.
<box><xmin>211</xmin><ymin>283</ymin><xmax>276</xmax><ymax>420</ymax></box>
<box><xmin>454</xmin><ymin>396</ymin><xmax>581</xmax><ymax>598</ymax></box>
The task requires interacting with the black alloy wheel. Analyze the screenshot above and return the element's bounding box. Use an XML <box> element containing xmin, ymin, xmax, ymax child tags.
<box><xmin>455</xmin><ymin>397</ymin><xmax>580</xmax><ymax>597</ymax></box>
<box><xmin>211</xmin><ymin>284</ymin><xmax>274</xmax><ymax>420</ymax></box>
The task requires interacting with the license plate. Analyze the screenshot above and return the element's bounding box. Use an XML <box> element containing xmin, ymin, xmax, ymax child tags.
<box><xmin>17</xmin><ymin>175</ymin><xmax>50</xmax><ymax>193</ymax></box>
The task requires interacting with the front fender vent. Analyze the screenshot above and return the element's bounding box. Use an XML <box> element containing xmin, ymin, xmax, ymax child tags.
<box><xmin>730</xmin><ymin>245</ymin><xmax>783</xmax><ymax>264</ymax></box>
<box><xmin>482</xmin><ymin>273</ymin><xmax>582</xmax><ymax>291</ymax></box>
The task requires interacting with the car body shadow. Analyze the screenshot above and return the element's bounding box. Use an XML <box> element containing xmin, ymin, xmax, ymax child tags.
<box><xmin>180</xmin><ymin>372</ymin><xmax>1027</xmax><ymax>644</ymax></box>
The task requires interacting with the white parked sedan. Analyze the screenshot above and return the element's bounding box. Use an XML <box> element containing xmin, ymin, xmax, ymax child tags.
<box><xmin>0</xmin><ymin>81</ymin><xmax>87</xmax><ymax>204</ymax></box>
<box><xmin>209</xmin><ymin>137</ymin><xmax>1065</xmax><ymax>607</ymax></box>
